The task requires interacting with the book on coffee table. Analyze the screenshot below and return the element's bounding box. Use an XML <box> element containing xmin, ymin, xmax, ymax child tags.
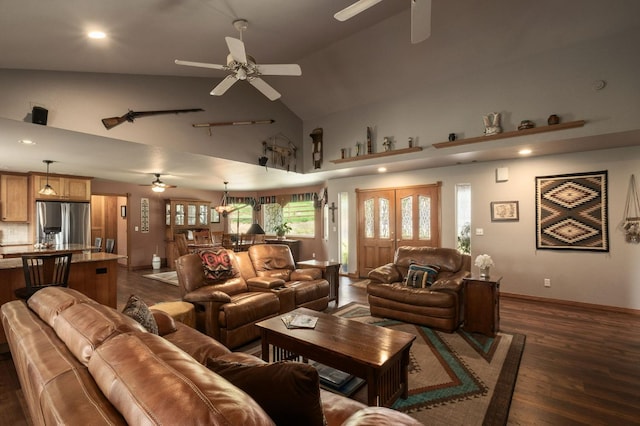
<box><xmin>281</xmin><ymin>314</ymin><xmax>318</xmax><ymax>329</ymax></box>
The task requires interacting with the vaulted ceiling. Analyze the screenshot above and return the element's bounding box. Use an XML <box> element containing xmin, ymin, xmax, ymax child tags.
<box><xmin>1</xmin><ymin>0</ymin><xmax>639</xmax><ymax>190</ymax></box>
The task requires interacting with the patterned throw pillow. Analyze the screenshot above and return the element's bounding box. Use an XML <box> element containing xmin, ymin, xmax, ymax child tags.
<box><xmin>198</xmin><ymin>249</ymin><xmax>234</xmax><ymax>282</ymax></box>
<box><xmin>122</xmin><ymin>294</ymin><xmax>159</xmax><ymax>334</ymax></box>
<box><xmin>406</xmin><ymin>264</ymin><xmax>440</xmax><ymax>288</ymax></box>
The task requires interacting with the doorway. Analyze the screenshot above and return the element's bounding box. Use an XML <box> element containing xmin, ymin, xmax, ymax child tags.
<box><xmin>91</xmin><ymin>194</ymin><xmax>128</xmax><ymax>267</ymax></box>
<box><xmin>356</xmin><ymin>183</ymin><xmax>441</xmax><ymax>278</ymax></box>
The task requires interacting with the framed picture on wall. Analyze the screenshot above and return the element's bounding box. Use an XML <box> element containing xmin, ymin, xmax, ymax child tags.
<box><xmin>211</xmin><ymin>208</ymin><xmax>220</xmax><ymax>223</ymax></box>
<box><xmin>490</xmin><ymin>201</ymin><xmax>519</xmax><ymax>221</ymax></box>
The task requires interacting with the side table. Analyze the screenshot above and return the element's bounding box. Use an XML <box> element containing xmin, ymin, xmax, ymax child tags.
<box><xmin>463</xmin><ymin>276</ymin><xmax>501</xmax><ymax>337</ymax></box>
<box><xmin>297</xmin><ymin>259</ymin><xmax>341</xmax><ymax>306</ymax></box>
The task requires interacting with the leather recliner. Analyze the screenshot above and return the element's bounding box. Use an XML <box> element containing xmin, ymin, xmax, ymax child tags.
<box><xmin>366</xmin><ymin>246</ymin><xmax>471</xmax><ymax>332</ymax></box>
<box><xmin>175</xmin><ymin>252</ymin><xmax>280</xmax><ymax>349</ymax></box>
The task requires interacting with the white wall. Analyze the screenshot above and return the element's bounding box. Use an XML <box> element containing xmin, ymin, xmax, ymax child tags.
<box><xmin>327</xmin><ymin>146</ymin><xmax>640</xmax><ymax>310</ymax></box>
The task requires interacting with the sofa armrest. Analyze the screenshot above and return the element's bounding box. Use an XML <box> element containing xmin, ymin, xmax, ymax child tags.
<box><xmin>183</xmin><ymin>287</ymin><xmax>232</xmax><ymax>304</ymax></box>
<box><xmin>431</xmin><ymin>270</ymin><xmax>470</xmax><ymax>290</ymax></box>
<box><xmin>246</xmin><ymin>276</ymin><xmax>286</xmax><ymax>290</ymax></box>
<box><xmin>368</xmin><ymin>263</ymin><xmax>402</xmax><ymax>284</ymax></box>
<box><xmin>291</xmin><ymin>268</ymin><xmax>322</xmax><ymax>281</ymax></box>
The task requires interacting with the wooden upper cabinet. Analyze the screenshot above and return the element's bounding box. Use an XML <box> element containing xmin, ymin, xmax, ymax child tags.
<box><xmin>1</xmin><ymin>174</ymin><xmax>29</xmax><ymax>222</ymax></box>
<box><xmin>32</xmin><ymin>174</ymin><xmax>92</xmax><ymax>201</ymax></box>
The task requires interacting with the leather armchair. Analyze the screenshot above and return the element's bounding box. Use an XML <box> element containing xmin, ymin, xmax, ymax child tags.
<box><xmin>367</xmin><ymin>246</ymin><xmax>471</xmax><ymax>332</ymax></box>
<box><xmin>175</xmin><ymin>252</ymin><xmax>280</xmax><ymax>349</ymax></box>
<box><xmin>247</xmin><ymin>244</ymin><xmax>330</xmax><ymax>312</ymax></box>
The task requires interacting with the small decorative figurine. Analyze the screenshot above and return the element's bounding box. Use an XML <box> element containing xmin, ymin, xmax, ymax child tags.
<box><xmin>408</xmin><ymin>137</ymin><xmax>413</xmax><ymax>148</ymax></box>
<box><xmin>448</xmin><ymin>133</ymin><xmax>456</xmax><ymax>141</ymax></box>
<box><xmin>518</xmin><ymin>120</ymin><xmax>535</xmax><ymax>130</ymax></box>
<box><xmin>483</xmin><ymin>112</ymin><xmax>502</xmax><ymax>136</ymax></box>
<box><xmin>366</xmin><ymin>127</ymin><xmax>373</xmax><ymax>154</ymax></box>
<box><xmin>547</xmin><ymin>114</ymin><xmax>560</xmax><ymax>125</ymax></box>
<box><xmin>383</xmin><ymin>137</ymin><xmax>393</xmax><ymax>151</ymax></box>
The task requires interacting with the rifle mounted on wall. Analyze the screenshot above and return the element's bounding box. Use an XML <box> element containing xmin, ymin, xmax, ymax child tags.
<box><xmin>101</xmin><ymin>108</ymin><xmax>204</xmax><ymax>130</ymax></box>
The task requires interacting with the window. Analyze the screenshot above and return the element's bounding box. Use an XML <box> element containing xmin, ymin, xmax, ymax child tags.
<box><xmin>226</xmin><ymin>204</ymin><xmax>253</xmax><ymax>234</ymax></box>
<box><xmin>262</xmin><ymin>200</ymin><xmax>315</xmax><ymax>238</ymax></box>
<box><xmin>455</xmin><ymin>184</ymin><xmax>471</xmax><ymax>254</ymax></box>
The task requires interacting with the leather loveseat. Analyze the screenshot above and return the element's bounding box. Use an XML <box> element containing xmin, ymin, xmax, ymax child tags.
<box><xmin>367</xmin><ymin>246</ymin><xmax>471</xmax><ymax>332</ymax></box>
<box><xmin>1</xmin><ymin>286</ymin><xmax>421</xmax><ymax>426</ymax></box>
<box><xmin>176</xmin><ymin>244</ymin><xmax>329</xmax><ymax>349</ymax></box>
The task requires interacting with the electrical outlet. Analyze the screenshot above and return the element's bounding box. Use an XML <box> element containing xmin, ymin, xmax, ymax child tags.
<box><xmin>475</xmin><ymin>228</ymin><xmax>484</xmax><ymax>236</ymax></box>
<box><xmin>544</xmin><ymin>278</ymin><xmax>551</xmax><ymax>287</ymax></box>
<box><xmin>312</xmin><ymin>252</ymin><xmax>316</xmax><ymax>258</ymax></box>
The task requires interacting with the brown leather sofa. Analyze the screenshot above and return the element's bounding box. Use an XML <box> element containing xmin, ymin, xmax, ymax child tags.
<box><xmin>175</xmin><ymin>245</ymin><xmax>329</xmax><ymax>349</ymax></box>
<box><xmin>2</xmin><ymin>286</ymin><xmax>421</xmax><ymax>425</ymax></box>
<box><xmin>367</xmin><ymin>246</ymin><xmax>471</xmax><ymax>332</ymax></box>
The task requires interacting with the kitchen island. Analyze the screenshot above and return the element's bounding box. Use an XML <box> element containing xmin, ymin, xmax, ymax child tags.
<box><xmin>0</xmin><ymin>252</ymin><xmax>122</xmax><ymax>348</ymax></box>
<box><xmin>0</xmin><ymin>243</ymin><xmax>97</xmax><ymax>258</ymax></box>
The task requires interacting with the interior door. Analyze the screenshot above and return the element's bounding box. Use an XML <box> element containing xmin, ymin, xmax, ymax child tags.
<box><xmin>356</xmin><ymin>189</ymin><xmax>396</xmax><ymax>278</ymax></box>
<box><xmin>357</xmin><ymin>184</ymin><xmax>441</xmax><ymax>278</ymax></box>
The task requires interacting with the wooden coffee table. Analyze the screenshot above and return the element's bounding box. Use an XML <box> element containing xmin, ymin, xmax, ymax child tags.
<box><xmin>255</xmin><ymin>307</ymin><xmax>415</xmax><ymax>407</ymax></box>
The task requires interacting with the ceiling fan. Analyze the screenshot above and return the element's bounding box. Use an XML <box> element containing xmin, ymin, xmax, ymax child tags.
<box><xmin>142</xmin><ymin>174</ymin><xmax>176</xmax><ymax>193</ymax></box>
<box><xmin>175</xmin><ymin>19</ymin><xmax>301</xmax><ymax>101</ymax></box>
<box><xmin>334</xmin><ymin>0</ymin><xmax>432</xmax><ymax>44</ymax></box>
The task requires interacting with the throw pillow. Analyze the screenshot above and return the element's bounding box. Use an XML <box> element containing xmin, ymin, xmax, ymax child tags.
<box><xmin>198</xmin><ymin>249</ymin><xmax>234</xmax><ymax>282</ymax></box>
<box><xmin>406</xmin><ymin>264</ymin><xmax>440</xmax><ymax>288</ymax></box>
<box><xmin>122</xmin><ymin>294</ymin><xmax>159</xmax><ymax>334</ymax></box>
<box><xmin>206</xmin><ymin>358</ymin><xmax>325</xmax><ymax>426</ymax></box>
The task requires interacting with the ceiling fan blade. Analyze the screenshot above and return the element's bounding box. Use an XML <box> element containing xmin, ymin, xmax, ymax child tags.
<box><xmin>334</xmin><ymin>0</ymin><xmax>383</xmax><ymax>21</ymax></box>
<box><xmin>411</xmin><ymin>0</ymin><xmax>431</xmax><ymax>44</ymax></box>
<box><xmin>225</xmin><ymin>37</ymin><xmax>247</xmax><ymax>63</ymax></box>
<box><xmin>249</xmin><ymin>78</ymin><xmax>281</xmax><ymax>101</ymax></box>
<box><xmin>174</xmin><ymin>59</ymin><xmax>226</xmax><ymax>70</ymax></box>
<box><xmin>210</xmin><ymin>75</ymin><xmax>238</xmax><ymax>96</ymax></box>
<box><xmin>256</xmin><ymin>64</ymin><xmax>302</xmax><ymax>76</ymax></box>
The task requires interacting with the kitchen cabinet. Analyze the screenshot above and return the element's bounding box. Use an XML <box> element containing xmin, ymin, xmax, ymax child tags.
<box><xmin>32</xmin><ymin>174</ymin><xmax>92</xmax><ymax>201</ymax></box>
<box><xmin>1</xmin><ymin>173</ymin><xmax>29</xmax><ymax>222</ymax></box>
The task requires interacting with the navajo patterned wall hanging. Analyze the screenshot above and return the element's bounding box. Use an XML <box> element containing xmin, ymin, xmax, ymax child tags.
<box><xmin>535</xmin><ymin>170</ymin><xmax>609</xmax><ymax>251</ymax></box>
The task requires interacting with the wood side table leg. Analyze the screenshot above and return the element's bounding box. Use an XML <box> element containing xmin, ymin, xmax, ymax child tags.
<box><xmin>401</xmin><ymin>347</ymin><xmax>411</xmax><ymax>399</ymax></box>
<box><xmin>260</xmin><ymin>330</ymin><xmax>269</xmax><ymax>362</ymax></box>
<box><xmin>367</xmin><ymin>370</ymin><xmax>380</xmax><ymax>406</ymax></box>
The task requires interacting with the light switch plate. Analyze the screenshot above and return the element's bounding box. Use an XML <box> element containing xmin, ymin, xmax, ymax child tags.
<box><xmin>475</xmin><ymin>228</ymin><xmax>484</xmax><ymax>235</ymax></box>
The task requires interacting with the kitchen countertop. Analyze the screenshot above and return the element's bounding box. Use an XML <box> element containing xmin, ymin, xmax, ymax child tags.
<box><xmin>0</xmin><ymin>252</ymin><xmax>123</xmax><ymax>270</ymax></box>
<box><xmin>0</xmin><ymin>244</ymin><xmax>97</xmax><ymax>257</ymax></box>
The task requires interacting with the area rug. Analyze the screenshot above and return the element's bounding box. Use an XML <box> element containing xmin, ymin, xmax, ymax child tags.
<box><xmin>143</xmin><ymin>271</ymin><xmax>179</xmax><ymax>286</ymax></box>
<box><xmin>245</xmin><ymin>303</ymin><xmax>525</xmax><ymax>425</ymax></box>
<box><xmin>336</xmin><ymin>303</ymin><xmax>525</xmax><ymax>425</ymax></box>
<box><xmin>349</xmin><ymin>279</ymin><xmax>369</xmax><ymax>289</ymax></box>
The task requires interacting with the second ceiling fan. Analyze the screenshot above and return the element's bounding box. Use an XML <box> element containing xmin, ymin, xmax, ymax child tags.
<box><xmin>175</xmin><ymin>19</ymin><xmax>301</xmax><ymax>101</ymax></box>
<box><xmin>335</xmin><ymin>0</ymin><xmax>432</xmax><ymax>44</ymax></box>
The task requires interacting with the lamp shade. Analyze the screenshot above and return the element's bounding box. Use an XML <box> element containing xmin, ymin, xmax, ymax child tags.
<box><xmin>246</xmin><ymin>223</ymin><xmax>265</xmax><ymax>235</ymax></box>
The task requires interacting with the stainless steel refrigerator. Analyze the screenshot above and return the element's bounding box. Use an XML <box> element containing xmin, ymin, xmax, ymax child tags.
<box><xmin>35</xmin><ymin>201</ymin><xmax>91</xmax><ymax>246</ymax></box>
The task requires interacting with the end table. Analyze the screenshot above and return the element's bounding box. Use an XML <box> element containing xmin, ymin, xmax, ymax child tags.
<box><xmin>463</xmin><ymin>276</ymin><xmax>501</xmax><ymax>337</ymax></box>
<box><xmin>297</xmin><ymin>260</ymin><xmax>341</xmax><ymax>306</ymax></box>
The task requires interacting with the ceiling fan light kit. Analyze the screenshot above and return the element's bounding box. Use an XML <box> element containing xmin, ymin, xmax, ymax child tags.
<box><xmin>175</xmin><ymin>19</ymin><xmax>301</xmax><ymax>101</ymax></box>
<box><xmin>147</xmin><ymin>173</ymin><xmax>176</xmax><ymax>192</ymax></box>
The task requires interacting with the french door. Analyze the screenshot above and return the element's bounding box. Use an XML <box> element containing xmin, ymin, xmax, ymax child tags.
<box><xmin>356</xmin><ymin>183</ymin><xmax>441</xmax><ymax>278</ymax></box>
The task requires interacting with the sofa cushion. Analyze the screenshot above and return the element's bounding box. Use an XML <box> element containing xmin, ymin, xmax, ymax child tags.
<box><xmin>53</xmin><ymin>303</ymin><xmax>146</xmax><ymax>365</ymax></box>
<box><xmin>198</xmin><ymin>248</ymin><xmax>235</xmax><ymax>282</ymax></box>
<box><xmin>89</xmin><ymin>332</ymin><xmax>275</xmax><ymax>426</ymax></box>
<box><xmin>122</xmin><ymin>294</ymin><xmax>158</xmax><ymax>334</ymax></box>
<box><xmin>28</xmin><ymin>287</ymin><xmax>95</xmax><ymax>328</ymax></box>
<box><xmin>405</xmin><ymin>264</ymin><xmax>440</xmax><ymax>288</ymax></box>
<box><xmin>206</xmin><ymin>358</ymin><xmax>325</xmax><ymax>426</ymax></box>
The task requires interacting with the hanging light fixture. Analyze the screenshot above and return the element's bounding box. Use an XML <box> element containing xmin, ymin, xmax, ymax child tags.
<box><xmin>215</xmin><ymin>182</ymin><xmax>238</xmax><ymax>215</ymax></box>
<box><xmin>38</xmin><ymin>160</ymin><xmax>57</xmax><ymax>196</ymax></box>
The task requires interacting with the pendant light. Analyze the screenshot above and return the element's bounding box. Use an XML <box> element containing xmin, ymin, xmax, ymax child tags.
<box><xmin>215</xmin><ymin>182</ymin><xmax>238</xmax><ymax>215</ymax></box>
<box><xmin>38</xmin><ymin>160</ymin><xmax>57</xmax><ymax>196</ymax></box>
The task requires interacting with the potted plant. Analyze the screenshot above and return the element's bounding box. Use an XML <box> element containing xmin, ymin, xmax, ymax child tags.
<box><xmin>273</xmin><ymin>222</ymin><xmax>292</xmax><ymax>240</ymax></box>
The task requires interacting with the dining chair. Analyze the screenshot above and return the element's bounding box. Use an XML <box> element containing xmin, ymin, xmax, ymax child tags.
<box><xmin>193</xmin><ymin>230</ymin><xmax>211</xmax><ymax>245</ymax></box>
<box><xmin>94</xmin><ymin>237</ymin><xmax>103</xmax><ymax>252</ymax></box>
<box><xmin>105</xmin><ymin>238</ymin><xmax>115</xmax><ymax>253</ymax></box>
<box><xmin>15</xmin><ymin>252</ymin><xmax>73</xmax><ymax>300</ymax></box>
<box><xmin>175</xmin><ymin>233</ymin><xmax>189</xmax><ymax>257</ymax></box>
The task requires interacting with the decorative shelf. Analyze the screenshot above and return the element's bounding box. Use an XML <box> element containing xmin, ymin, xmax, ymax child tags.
<box><xmin>432</xmin><ymin>120</ymin><xmax>586</xmax><ymax>149</ymax></box>
<box><xmin>331</xmin><ymin>146</ymin><xmax>423</xmax><ymax>164</ymax></box>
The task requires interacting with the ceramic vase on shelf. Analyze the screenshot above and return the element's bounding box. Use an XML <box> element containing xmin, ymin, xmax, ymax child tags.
<box><xmin>480</xmin><ymin>267</ymin><xmax>490</xmax><ymax>279</ymax></box>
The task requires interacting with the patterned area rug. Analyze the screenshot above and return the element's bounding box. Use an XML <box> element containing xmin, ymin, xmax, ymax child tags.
<box><xmin>143</xmin><ymin>271</ymin><xmax>179</xmax><ymax>286</ymax></box>
<box><xmin>334</xmin><ymin>303</ymin><xmax>525</xmax><ymax>426</ymax></box>
<box><xmin>349</xmin><ymin>279</ymin><xmax>369</xmax><ymax>289</ymax></box>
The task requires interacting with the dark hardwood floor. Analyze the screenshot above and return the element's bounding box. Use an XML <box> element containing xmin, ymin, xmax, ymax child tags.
<box><xmin>1</xmin><ymin>267</ymin><xmax>639</xmax><ymax>425</ymax></box>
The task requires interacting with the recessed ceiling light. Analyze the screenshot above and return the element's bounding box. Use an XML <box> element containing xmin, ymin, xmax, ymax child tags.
<box><xmin>88</xmin><ymin>31</ymin><xmax>106</xmax><ymax>39</ymax></box>
<box><xmin>377</xmin><ymin>167</ymin><xmax>387</xmax><ymax>173</ymax></box>
<box><xmin>19</xmin><ymin>139</ymin><xmax>36</xmax><ymax>145</ymax></box>
<box><xmin>519</xmin><ymin>149</ymin><xmax>532</xmax><ymax>155</ymax></box>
